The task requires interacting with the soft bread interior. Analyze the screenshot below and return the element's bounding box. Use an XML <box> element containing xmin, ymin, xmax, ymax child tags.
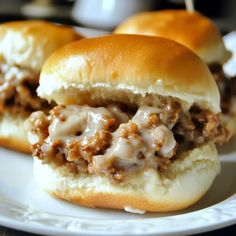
<box><xmin>38</xmin><ymin>86</ymin><xmax>210</xmax><ymax>114</ymax></box>
<box><xmin>0</xmin><ymin>112</ymin><xmax>30</xmax><ymax>153</ymax></box>
<box><xmin>34</xmin><ymin>143</ymin><xmax>219</xmax><ymax>212</ymax></box>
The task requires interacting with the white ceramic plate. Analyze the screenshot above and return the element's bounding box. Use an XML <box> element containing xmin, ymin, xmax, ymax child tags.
<box><xmin>0</xmin><ymin>28</ymin><xmax>236</xmax><ymax>236</ymax></box>
<box><xmin>76</xmin><ymin>26</ymin><xmax>109</xmax><ymax>37</ymax></box>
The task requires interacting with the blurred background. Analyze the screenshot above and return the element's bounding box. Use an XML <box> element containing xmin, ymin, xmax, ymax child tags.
<box><xmin>0</xmin><ymin>0</ymin><xmax>235</xmax><ymax>33</ymax></box>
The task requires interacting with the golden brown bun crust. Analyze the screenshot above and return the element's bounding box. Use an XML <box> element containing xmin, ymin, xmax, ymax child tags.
<box><xmin>0</xmin><ymin>20</ymin><xmax>83</xmax><ymax>72</ymax></box>
<box><xmin>51</xmin><ymin>191</ymin><xmax>201</xmax><ymax>212</ymax></box>
<box><xmin>34</xmin><ymin>143</ymin><xmax>220</xmax><ymax>212</ymax></box>
<box><xmin>114</xmin><ymin>10</ymin><xmax>231</xmax><ymax>64</ymax></box>
<box><xmin>0</xmin><ymin>136</ymin><xmax>30</xmax><ymax>153</ymax></box>
<box><xmin>39</xmin><ymin>34</ymin><xmax>220</xmax><ymax>113</ymax></box>
<box><xmin>0</xmin><ymin>112</ymin><xmax>30</xmax><ymax>153</ymax></box>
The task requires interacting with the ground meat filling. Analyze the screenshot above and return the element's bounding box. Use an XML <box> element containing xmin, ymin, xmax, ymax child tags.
<box><xmin>0</xmin><ymin>63</ymin><xmax>48</xmax><ymax>113</ymax></box>
<box><xmin>25</xmin><ymin>97</ymin><xmax>230</xmax><ymax>182</ymax></box>
<box><xmin>209</xmin><ymin>63</ymin><xmax>236</xmax><ymax>115</ymax></box>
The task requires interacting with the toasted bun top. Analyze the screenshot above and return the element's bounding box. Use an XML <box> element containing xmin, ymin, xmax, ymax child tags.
<box><xmin>0</xmin><ymin>20</ymin><xmax>83</xmax><ymax>72</ymax></box>
<box><xmin>39</xmin><ymin>34</ymin><xmax>220</xmax><ymax>113</ymax></box>
<box><xmin>114</xmin><ymin>10</ymin><xmax>231</xmax><ymax>64</ymax></box>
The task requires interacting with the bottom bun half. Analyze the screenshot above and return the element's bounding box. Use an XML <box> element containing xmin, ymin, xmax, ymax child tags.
<box><xmin>0</xmin><ymin>112</ymin><xmax>31</xmax><ymax>153</ymax></box>
<box><xmin>34</xmin><ymin>143</ymin><xmax>220</xmax><ymax>213</ymax></box>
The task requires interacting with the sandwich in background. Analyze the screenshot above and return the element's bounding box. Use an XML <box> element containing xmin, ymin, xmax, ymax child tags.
<box><xmin>0</xmin><ymin>20</ymin><xmax>83</xmax><ymax>153</ymax></box>
<box><xmin>115</xmin><ymin>10</ymin><xmax>236</xmax><ymax>135</ymax></box>
<box><xmin>25</xmin><ymin>35</ymin><xmax>229</xmax><ymax>212</ymax></box>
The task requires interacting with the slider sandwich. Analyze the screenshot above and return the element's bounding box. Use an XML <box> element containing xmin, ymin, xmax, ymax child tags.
<box><xmin>25</xmin><ymin>35</ymin><xmax>229</xmax><ymax>212</ymax></box>
<box><xmin>115</xmin><ymin>10</ymin><xmax>236</xmax><ymax>135</ymax></box>
<box><xmin>0</xmin><ymin>20</ymin><xmax>83</xmax><ymax>153</ymax></box>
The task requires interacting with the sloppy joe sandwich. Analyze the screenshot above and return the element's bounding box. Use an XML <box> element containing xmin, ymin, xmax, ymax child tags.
<box><xmin>115</xmin><ymin>10</ymin><xmax>236</xmax><ymax>135</ymax></box>
<box><xmin>0</xmin><ymin>20</ymin><xmax>83</xmax><ymax>153</ymax></box>
<box><xmin>25</xmin><ymin>35</ymin><xmax>229</xmax><ymax>212</ymax></box>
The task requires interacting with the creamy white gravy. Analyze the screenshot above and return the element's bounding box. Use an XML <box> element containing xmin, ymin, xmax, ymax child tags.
<box><xmin>47</xmin><ymin>105</ymin><xmax>176</xmax><ymax>172</ymax></box>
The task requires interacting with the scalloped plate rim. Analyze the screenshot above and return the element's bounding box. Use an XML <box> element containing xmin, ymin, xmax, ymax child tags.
<box><xmin>0</xmin><ymin>195</ymin><xmax>236</xmax><ymax>236</ymax></box>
